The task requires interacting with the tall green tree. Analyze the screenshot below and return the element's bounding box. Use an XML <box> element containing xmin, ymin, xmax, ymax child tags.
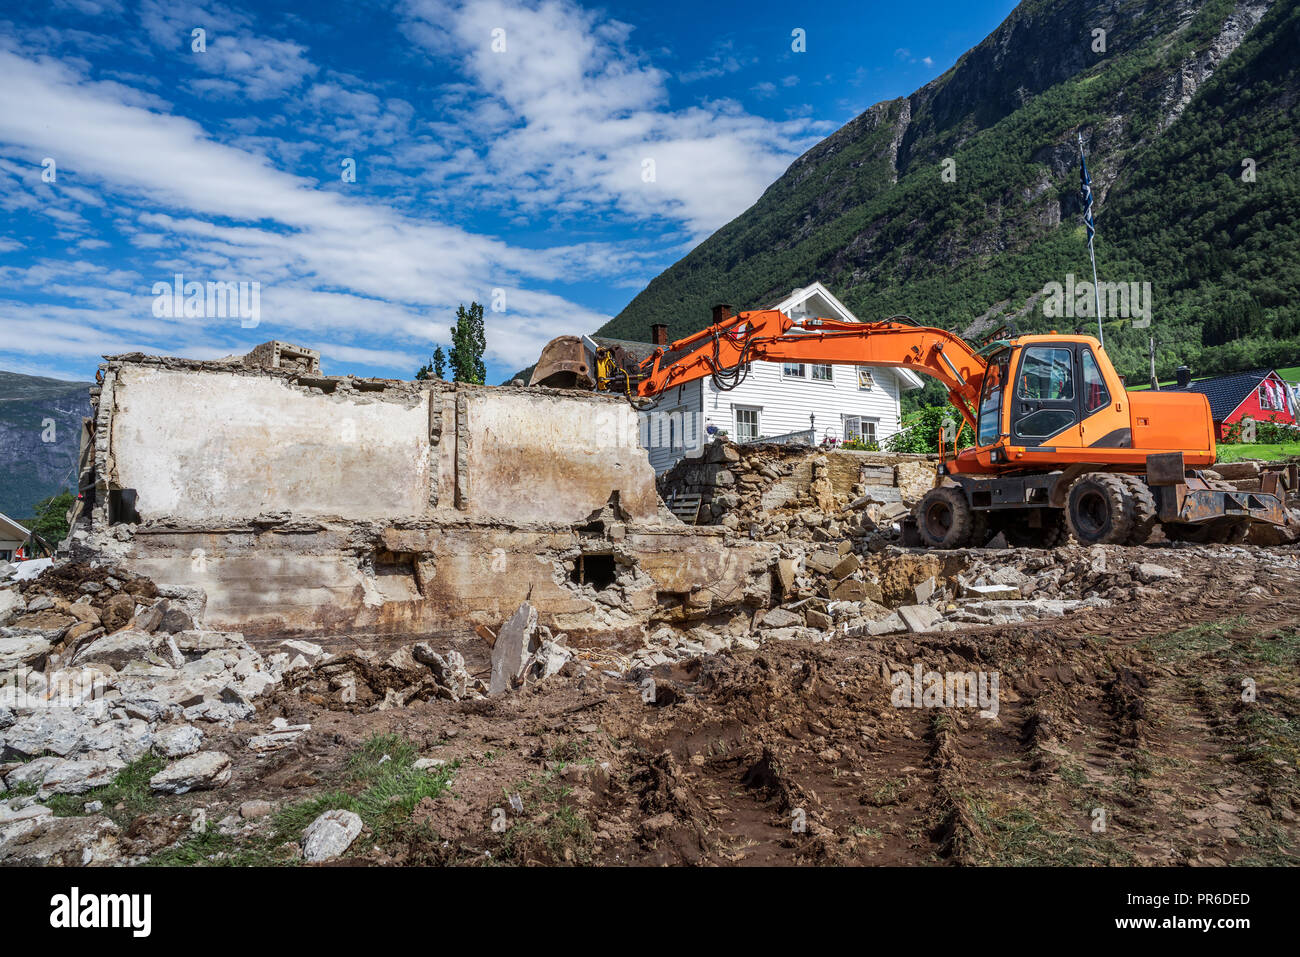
<box><xmin>30</xmin><ymin>490</ymin><xmax>74</xmax><ymax>548</ymax></box>
<box><xmin>449</xmin><ymin>302</ymin><xmax>487</xmax><ymax>384</ymax></box>
<box><xmin>416</xmin><ymin>345</ymin><xmax>447</xmax><ymax>381</ymax></box>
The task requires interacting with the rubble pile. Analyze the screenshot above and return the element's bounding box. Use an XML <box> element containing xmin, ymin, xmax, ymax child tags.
<box><xmin>658</xmin><ymin>438</ymin><xmax>934</xmax><ymax>543</ymax></box>
<box><xmin>0</xmin><ymin>561</ymin><xmax>307</xmax><ymax>863</ymax></box>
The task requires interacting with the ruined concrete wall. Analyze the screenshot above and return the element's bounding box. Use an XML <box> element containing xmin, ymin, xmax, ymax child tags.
<box><xmin>107</xmin><ymin>365</ymin><xmax>435</xmax><ymax>522</ymax></box>
<box><xmin>107</xmin><ymin>520</ymin><xmax>772</xmax><ymax>649</ymax></box>
<box><xmin>77</xmin><ymin>353</ymin><xmax>769</xmax><ymax>646</ymax></box>
<box><xmin>96</xmin><ymin>360</ymin><xmax>658</xmax><ymax>526</ymax></box>
<box><xmin>457</xmin><ymin>388</ymin><xmax>657</xmax><ymax>524</ymax></box>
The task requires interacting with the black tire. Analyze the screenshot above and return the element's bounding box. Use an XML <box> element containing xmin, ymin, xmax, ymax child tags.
<box><xmin>916</xmin><ymin>487</ymin><xmax>976</xmax><ymax>549</ymax></box>
<box><xmin>1121</xmin><ymin>475</ymin><xmax>1158</xmax><ymax>545</ymax></box>
<box><xmin>1065</xmin><ymin>473</ymin><xmax>1135</xmax><ymax>545</ymax></box>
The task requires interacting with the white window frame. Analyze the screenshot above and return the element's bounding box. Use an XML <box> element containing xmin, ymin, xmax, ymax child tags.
<box><xmin>857</xmin><ymin>368</ymin><xmax>875</xmax><ymax>391</ymax></box>
<box><xmin>811</xmin><ymin>363</ymin><xmax>833</xmax><ymax>382</ymax></box>
<box><xmin>844</xmin><ymin>415</ymin><xmax>878</xmax><ymax>444</ymax></box>
<box><xmin>782</xmin><ymin>363</ymin><xmax>805</xmax><ymax>378</ymax></box>
<box><xmin>734</xmin><ymin>405</ymin><xmax>761</xmax><ymax>442</ymax></box>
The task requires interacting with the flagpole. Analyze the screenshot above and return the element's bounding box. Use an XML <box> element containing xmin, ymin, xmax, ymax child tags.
<box><xmin>1079</xmin><ymin>133</ymin><xmax>1104</xmax><ymax>348</ymax></box>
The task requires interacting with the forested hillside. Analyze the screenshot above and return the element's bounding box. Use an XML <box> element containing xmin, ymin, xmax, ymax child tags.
<box><xmin>600</xmin><ymin>0</ymin><xmax>1299</xmax><ymax>387</ymax></box>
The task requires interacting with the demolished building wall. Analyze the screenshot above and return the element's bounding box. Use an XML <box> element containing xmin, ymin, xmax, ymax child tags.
<box><xmin>73</xmin><ymin>348</ymin><xmax>772</xmax><ymax>647</ymax></box>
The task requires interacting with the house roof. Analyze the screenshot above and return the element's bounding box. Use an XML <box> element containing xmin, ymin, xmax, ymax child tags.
<box><xmin>1167</xmin><ymin>368</ymin><xmax>1279</xmax><ymax>421</ymax></box>
<box><xmin>0</xmin><ymin>511</ymin><xmax>30</xmax><ymax>541</ymax></box>
<box><xmin>764</xmin><ymin>282</ymin><xmax>925</xmax><ymax>390</ymax></box>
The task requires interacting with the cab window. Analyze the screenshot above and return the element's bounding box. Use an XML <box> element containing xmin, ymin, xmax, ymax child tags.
<box><xmin>1017</xmin><ymin>347</ymin><xmax>1074</xmax><ymax>401</ymax></box>
<box><xmin>977</xmin><ymin>351</ymin><xmax>1009</xmax><ymax>446</ymax></box>
<box><xmin>1081</xmin><ymin>349</ymin><xmax>1110</xmax><ymax>413</ymax></box>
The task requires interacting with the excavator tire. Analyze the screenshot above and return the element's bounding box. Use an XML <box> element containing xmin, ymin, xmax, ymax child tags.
<box><xmin>1065</xmin><ymin>473</ymin><xmax>1135</xmax><ymax>545</ymax></box>
<box><xmin>1120</xmin><ymin>475</ymin><xmax>1158</xmax><ymax>546</ymax></box>
<box><xmin>916</xmin><ymin>487</ymin><xmax>976</xmax><ymax>549</ymax></box>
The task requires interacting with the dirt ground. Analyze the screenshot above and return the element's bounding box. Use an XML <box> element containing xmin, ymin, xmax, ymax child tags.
<box><xmin>116</xmin><ymin>541</ymin><xmax>1300</xmax><ymax>867</ymax></box>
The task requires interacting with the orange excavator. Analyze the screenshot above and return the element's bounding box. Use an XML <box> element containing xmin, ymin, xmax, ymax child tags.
<box><xmin>532</xmin><ymin>308</ymin><xmax>1293</xmax><ymax>547</ymax></box>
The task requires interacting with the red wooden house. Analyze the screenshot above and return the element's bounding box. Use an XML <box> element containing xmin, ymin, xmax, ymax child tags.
<box><xmin>1169</xmin><ymin>367</ymin><xmax>1297</xmax><ymax>441</ymax></box>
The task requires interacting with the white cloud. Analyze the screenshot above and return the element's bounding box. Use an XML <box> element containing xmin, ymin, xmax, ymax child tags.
<box><xmin>402</xmin><ymin>0</ymin><xmax>826</xmax><ymax>237</ymax></box>
<box><xmin>0</xmin><ymin>47</ymin><xmax>617</xmax><ymax>372</ymax></box>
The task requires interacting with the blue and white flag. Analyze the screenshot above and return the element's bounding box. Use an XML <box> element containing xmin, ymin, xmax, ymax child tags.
<box><xmin>1079</xmin><ymin>137</ymin><xmax>1096</xmax><ymax>244</ymax></box>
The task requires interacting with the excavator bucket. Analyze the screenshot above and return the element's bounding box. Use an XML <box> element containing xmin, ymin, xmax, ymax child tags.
<box><xmin>529</xmin><ymin>335</ymin><xmax>595</xmax><ymax>389</ymax></box>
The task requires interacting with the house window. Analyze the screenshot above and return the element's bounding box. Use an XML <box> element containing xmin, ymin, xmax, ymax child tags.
<box><xmin>857</xmin><ymin>368</ymin><xmax>875</xmax><ymax>391</ymax></box>
<box><xmin>811</xmin><ymin>363</ymin><xmax>833</xmax><ymax>381</ymax></box>
<box><xmin>782</xmin><ymin>363</ymin><xmax>805</xmax><ymax>378</ymax></box>
<box><xmin>734</xmin><ymin>406</ymin><xmax>760</xmax><ymax>442</ymax></box>
<box><xmin>844</xmin><ymin>416</ymin><xmax>877</xmax><ymax>444</ymax></box>
<box><xmin>0</xmin><ymin>550</ymin><xmax>11</xmax><ymax>562</ymax></box>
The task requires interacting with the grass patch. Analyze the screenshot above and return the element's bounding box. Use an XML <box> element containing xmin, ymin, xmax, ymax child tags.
<box><xmin>1143</xmin><ymin>614</ymin><xmax>1249</xmax><ymax>661</ymax></box>
<box><xmin>45</xmin><ymin>755</ymin><xmax>165</xmax><ymax>825</ymax></box>
<box><xmin>1216</xmin><ymin>442</ymin><xmax>1300</xmax><ymax>463</ymax></box>
<box><xmin>149</xmin><ymin>734</ymin><xmax>456</xmax><ymax>866</ymax></box>
<box><xmin>966</xmin><ymin>799</ymin><xmax>1135</xmax><ymax>866</ymax></box>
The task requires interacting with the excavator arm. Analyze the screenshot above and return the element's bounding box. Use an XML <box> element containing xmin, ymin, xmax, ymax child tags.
<box><xmin>636</xmin><ymin>309</ymin><xmax>989</xmax><ymax>430</ymax></box>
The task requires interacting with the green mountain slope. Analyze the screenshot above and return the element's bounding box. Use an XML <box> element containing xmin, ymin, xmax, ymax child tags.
<box><xmin>0</xmin><ymin>371</ymin><xmax>92</xmax><ymax>520</ymax></box>
<box><xmin>600</xmin><ymin>0</ymin><xmax>1300</xmax><ymax>386</ymax></box>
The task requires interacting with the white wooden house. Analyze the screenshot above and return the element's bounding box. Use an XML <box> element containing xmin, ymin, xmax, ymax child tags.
<box><xmin>610</xmin><ymin>283</ymin><xmax>924</xmax><ymax>473</ymax></box>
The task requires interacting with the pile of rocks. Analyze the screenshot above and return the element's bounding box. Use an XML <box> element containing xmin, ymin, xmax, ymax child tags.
<box><xmin>0</xmin><ymin>560</ymin><xmax>305</xmax><ymax>862</ymax></box>
<box><xmin>657</xmin><ymin>438</ymin><xmax>934</xmax><ymax>543</ymax></box>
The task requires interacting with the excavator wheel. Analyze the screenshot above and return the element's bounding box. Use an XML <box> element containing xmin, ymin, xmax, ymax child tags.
<box><xmin>915</xmin><ymin>487</ymin><xmax>976</xmax><ymax>549</ymax></box>
<box><xmin>1120</xmin><ymin>475</ymin><xmax>1158</xmax><ymax>546</ymax></box>
<box><xmin>1065</xmin><ymin>473</ymin><xmax>1135</xmax><ymax>546</ymax></box>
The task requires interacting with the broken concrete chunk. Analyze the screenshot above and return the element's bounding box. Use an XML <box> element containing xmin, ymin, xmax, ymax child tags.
<box><xmin>828</xmin><ymin>579</ymin><xmax>883</xmax><ymax>603</ymax></box>
<box><xmin>149</xmin><ymin>751</ymin><xmax>232</xmax><ymax>793</ymax></box>
<box><xmin>831</xmin><ymin>553</ymin><xmax>861</xmax><ymax>580</ymax></box>
<box><xmin>0</xmin><ymin>633</ymin><xmax>51</xmax><ymax>670</ymax></box>
<box><xmin>1134</xmin><ymin>563</ymin><xmax>1179</xmax><ymax>584</ymax></box>
<box><xmin>774</xmin><ymin>559</ymin><xmax>798</xmax><ymax>599</ymax></box>
<box><xmin>153</xmin><ymin>724</ymin><xmax>204</xmax><ymax>758</ymax></box>
<box><xmin>759</xmin><ymin>607</ymin><xmax>803</xmax><ymax>630</ymax></box>
<box><xmin>914</xmin><ymin>575</ymin><xmax>938</xmax><ymax>604</ymax></box>
<box><xmin>279</xmin><ymin>639</ymin><xmax>326</xmax><ymax>664</ymax></box>
<box><xmin>961</xmin><ymin>582</ymin><xmax>1022</xmax><ymax>600</ymax></box>
<box><xmin>489</xmin><ymin>602</ymin><xmax>537</xmax><ymax>696</ymax></box>
<box><xmin>302</xmin><ymin>808</ymin><xmax>363</xmax><ymax>862</ymax></box>
<box><xmin>39</xmin><ymin>756</ymin><xmax>125</xmax><ymax>795</ymax></box>
<box><xmin>898</xmin><ymin>605</ymin><xmax>943</xmax><ymax>633</ymax></box>
<box><xmin>72</xmin><ymin>630</ymin><xmax>168</xmax><ymax>670</ymax></box>
<box><xmin>0</xmin><ymin>813</ymin><xmax>121</xmax><ymax>866</ymax></box>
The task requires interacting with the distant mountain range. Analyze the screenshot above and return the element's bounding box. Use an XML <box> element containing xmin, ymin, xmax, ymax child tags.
<box><xmin>596</xmin><ymin>0</ymin><xmax>1300</xmax><ymax>390</ymax></box>
<box><xmin>0</xmin><ymin>370</ymin><xmax>92</xmax><ymax>520</ymax></box>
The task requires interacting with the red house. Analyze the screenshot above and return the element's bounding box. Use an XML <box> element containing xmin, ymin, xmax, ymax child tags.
<box><xmin>1169</xmin><ymin>367</ymin><xmax>1297</xmax><ymax>441</ymax></box>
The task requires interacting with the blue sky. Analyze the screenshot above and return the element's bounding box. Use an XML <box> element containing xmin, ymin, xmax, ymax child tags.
<box><xmin>0</xmin><ymin>0</ymin><xmax>1018</xmax><ymax>384</ymax></box>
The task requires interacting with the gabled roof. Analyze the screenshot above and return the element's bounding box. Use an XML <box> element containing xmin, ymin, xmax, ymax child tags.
<box><xmin>0</xmin><ymin>511</ymin><xmax>30</xmax><ymax>541</ymax></box>
<box><xmin>1167</xmin><ymin>368</ymin><xmax>1278</xmax><ymax>421</ymax></box>
<box><xmin>762</xmin><ymin>282</ymin><xmax>925</xmax><ymax>391</ymax></box>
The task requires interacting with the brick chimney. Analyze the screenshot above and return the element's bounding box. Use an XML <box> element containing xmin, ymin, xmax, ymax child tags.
<box><xmin>650</xmin><ymin>323</ymin><xmax>668</xmax><ymax>346</ymax></box>
<box><xmin>711</xmin><ymin>303</ymin><xmax>732</xmax><ymax>325</ymax></box>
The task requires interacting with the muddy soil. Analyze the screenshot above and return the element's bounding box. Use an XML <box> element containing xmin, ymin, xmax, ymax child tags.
<box><xmin>122</xmin><ymin>544</ymin><xmax>1300</xmax><ymax>866</ymax></box>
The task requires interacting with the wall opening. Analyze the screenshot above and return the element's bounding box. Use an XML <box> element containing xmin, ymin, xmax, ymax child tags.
<box><xmin>570</xmin><ymin>553</ymin><xmax>617</xmax><ymax>590</ymax></box>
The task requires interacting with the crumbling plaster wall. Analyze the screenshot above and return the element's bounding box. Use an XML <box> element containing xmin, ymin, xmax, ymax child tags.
<box><xmin>95</xmin><ymin>358</ymin><xmax>657</xmax><ymax>527</ymax></box>
<box><xmin>80</xmin><ymin>354</ymin><xmax>769</xmax><ymax>645</ymax></box>
<box><xmin>107</xmin><ymin>365</ymin><xmax>434</xmax><ymax>521</ymax></box>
